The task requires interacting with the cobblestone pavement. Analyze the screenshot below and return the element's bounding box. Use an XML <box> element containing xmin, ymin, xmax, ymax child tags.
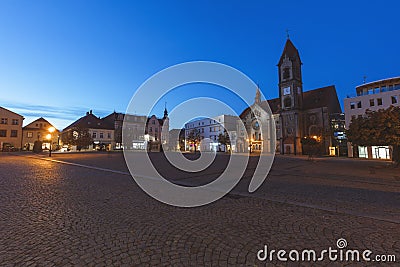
<box><xmin>0</xmin><ymin>153</ymin><xmax>399</xmax><ymax>266</ymax></box>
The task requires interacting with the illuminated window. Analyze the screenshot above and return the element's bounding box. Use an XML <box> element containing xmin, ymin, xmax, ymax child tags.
<box><xmin>27</xmin><ymin>132</ymin><xmax>33</xmax><ymax>138</ymax></box>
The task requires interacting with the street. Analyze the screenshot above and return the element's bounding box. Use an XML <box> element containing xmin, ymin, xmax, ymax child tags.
<box><xmin>0</xmin><ymin>152</ymin><xmax>399</xmax><ymax>266</ymax></box>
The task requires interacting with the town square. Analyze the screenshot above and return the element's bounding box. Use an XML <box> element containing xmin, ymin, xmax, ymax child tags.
<box><xmin>1</xmin><ymin>1</ymin><xmax>400</xmax><ymax>266</ymax></box>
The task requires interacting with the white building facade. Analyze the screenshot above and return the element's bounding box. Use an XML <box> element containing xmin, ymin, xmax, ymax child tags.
<box><xmin>344</xmin><ymin>77</ymin><xmax>400</xmax><ymax>159</ymax></box>
<box><xmin>184</xmin><ymin>115</ymin><xmax>239</xmax><ymax>152</ymax></box>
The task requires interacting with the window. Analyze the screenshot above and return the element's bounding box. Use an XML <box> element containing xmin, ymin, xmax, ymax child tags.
<box><xmin>107</xmin><ymin>132</ymin><xmax>111</xmax><ymax>139</ymax></box>
<box><xmin>27</xmin><ymin>132</ymin><xmax>33</xmax><ymax>138</ymax></box>
<box><xmin>391</xmin><ymin>95</ymin><xmax>398</xmax><ymax>104</ymax></box>
<box><xmin>1</xmin><ymin>118</ymin><xmax>7</xmax><ymax>124</ymax></box>
<box><xmin>381</xmin><ymin>86</ymin><xmax>387</xmax><ymax>92</ymax></box>
<box><xmin>149</xmin><ymin>127</ymin><xmax>152</xmax><ymax>132</ymax></box>
<box><xmin>155</xmin><ymin>128</ymin><xmax>158</xmax><ymax>132</ymax></box>
<box><xmin>388</xmin><ymin>85</ymin><xmax>394</xmax><ymax>91</ymax></box>
<box><xmin>93</xmin><ymin>132</ymin><xmax>97</xmax><ymax>138</ymax></box>
<box><xmin>100</xmin><ymin>132</ymin><xmax>104</xmax><ymax>138</ymax></box>
<box><xmin>210</xmin><ymin>127</ymin><xmax>212</xmax><ymax>132</ymax></box>
<box><xmin>11</xmin><ymin>130</ymin><xmax>17</xmax><ymax>137</ymax></box>
<box><xmin>350</xmin><ymin>102</ymin><xmax>355</xmax><ymax>109</ymax></box>
<box><xmin>12</xmin><ymin>119</ymin><xmax>19</xmax><ymax>125</ymax></box>
<box><xmin>283</xmin><ymin>67</ymin><xmax>290</xmax><ymax>79</ymax></box>
<box><xmin>377</xmin><ymin>98</ymin><xmax>383</xmax><ymax>106</ymax></box>
<box><xmin>395</xmin><ymin>84</ymin><xmax>400</xmax><ymax>91</ymax></box>
<box><xmin>368</xmin><ymin>88</ymin><xmax>373</xmax><ymax>95</ymax></box>
<box><xmin>357</xmin><ymin>101</ymin><xmax>362</xmax><ymax>108</ymax></box>
<box><xmin>0</xmin><ymin>130</ymin><xmax>6</xmax><ymax>137</ymax></box>
<box><xmin>374</xmin><ymin>87</ymin><xmax>379</xmax><ymax>94</ymax></box>
<box><xmin>369</xmin><ymin>99</ymin><xmax>375</xmax><ymax>107</ymax></box>
<box><xmin>201</xmin><ymin>128</ymin><xmax>204</xmax><ymax>133</ymax></box>
<box><xmin>152</xmin><ymin>120</ymin><xmax>155</xmax><ymax>125</ymax></box>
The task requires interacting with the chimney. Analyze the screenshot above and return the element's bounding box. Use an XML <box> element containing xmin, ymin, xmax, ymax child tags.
<box><xmin>90</xmin><ymin>110</ymin><xmax>92</xmax><ymax>115</ymax></box>
<box><xmin>86</xmin><ymin>111</ymin><xmax>89</xmax><ymax>116</ymax></box>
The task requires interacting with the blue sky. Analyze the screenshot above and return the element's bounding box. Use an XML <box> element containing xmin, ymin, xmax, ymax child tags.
<box><xmin>0</xmin><ymin>1</ymin><xmax>399</xmax><ymax>129</ymax></box>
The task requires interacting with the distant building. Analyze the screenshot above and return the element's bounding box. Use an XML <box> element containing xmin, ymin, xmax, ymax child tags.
<box><xmin>122</xmin><ymin>113</ymin><xmax>148</xmax><ymax>150</ymax></box>
<box><xmin>329</xmin><ymin>113</ymin><xmax>347</xmax><ymax>156</ymax></box>
<box><xmin>145</xmin><ymin>108</ymin><xmax>169</xmax><ymax>151</ymax></box>
<box><xmin>168</xmin><ymin>128</ymin><xmax>185</xmax><ymax>151</ymax></box>
<box><xmin>184</xmin><ymin>115</ymin><xmax>239</xmax><ymax>152</ymax></box>
<box><xmin>62</xmin><ymin>110</ymin><xmax>114</xmax><ymax>151</ymax></box>
<box><xmin>239</xmin><ymin>38</ymin><xmax>342</xmax><ymax>155</ymax></box>
<box><xmin>102</xmin><ymin>111</ymin><xmax>125</xmax><ymax>149</ymax></box>
<box><xmin>0</xmin><ymin>107</ymin><xmax>24</xmax><ymax>151</ymax></box>
<box><xmin>22</xmin><ymin>117</ymin><xmax>59</xmax><ymax>151</ymax></box>
<box><xmin>344</xmin><ymin>77</ymin><xmax>400</xmax><ymax>159</ymax></box>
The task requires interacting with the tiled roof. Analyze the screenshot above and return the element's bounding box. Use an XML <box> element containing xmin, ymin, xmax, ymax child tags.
<box><xmin>240</xmin><ymin>85</ymin><xmax>342</xmax><ymax>118</ymax></box>
<box><xmin>63</xmin><ymin>113</ymin><xmax>114</xmax><ymax>131</ymax></box>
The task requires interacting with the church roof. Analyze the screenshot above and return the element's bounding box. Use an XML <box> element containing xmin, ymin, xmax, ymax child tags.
<box><xmin>302</xmin><ymin>85</ymin><xmax>342</xmax><ymax>114</ymax></box>
<box><xmin>240</xmin><ymin>85</ymin><xmax>342</xmax><ymax>118</ymax></box>
<box><xmin>278</xmin><ymin>39</ymin><xmax>302</xmax><ymax>65</ymax></box>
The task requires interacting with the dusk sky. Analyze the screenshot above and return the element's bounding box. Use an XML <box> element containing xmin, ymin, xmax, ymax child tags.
<box><xmin>1</xmin><ymin>1</ymin><xmax>399</xmax><ymax>129</ymax></box>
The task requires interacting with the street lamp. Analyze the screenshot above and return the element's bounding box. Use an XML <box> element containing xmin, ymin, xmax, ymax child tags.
<box><xmin>47</xmin><ymin>127</ymin><xmax>55</xmax><ymax>157</ymax></box>
<box><xmin>246</xmin><ymin>138</ymin><xmax>252</xmax><ymax>153</ymax></box>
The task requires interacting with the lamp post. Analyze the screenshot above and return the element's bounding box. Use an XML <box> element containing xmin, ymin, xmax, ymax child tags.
<box><xmin>47</xmin><ymin>127</ymin><xmax>55</xmax><ymax>157</ymax></box>
<box><xmin>247</xmin><ymin>138</ymin><xmax>252</xmax><ymax>153</ymax></box>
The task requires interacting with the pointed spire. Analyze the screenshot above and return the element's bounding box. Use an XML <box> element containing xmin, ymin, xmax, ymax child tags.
<box><xmin>163</xmin><ymin>102</ymin><xmax>168</xmax><ymax>118</ymax></box>
<box><xmin>286</xmin><ymin>29</ymin><xmax>290</xmax><ymax>39</ymax></box>
<box><xmin>255</xmin><ymin>85</ymin><xmax>261</xmax><ymax>105</ymax></box>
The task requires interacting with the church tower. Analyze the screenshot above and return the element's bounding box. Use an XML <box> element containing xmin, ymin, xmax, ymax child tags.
<box><xmin>277</xmin><ymin>37</ymin><xmax>303</xmax><ymax>155</ymax></box>
<box><xmin>278</xmin><ymin>38</ymin><xmax>303</xmax><ymax>110</ymax></box>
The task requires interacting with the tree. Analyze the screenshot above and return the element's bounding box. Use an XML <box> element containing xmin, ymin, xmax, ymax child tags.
<box><xmin>187</xmin><ymin>129</ymin><xmax>201</xmax><ymax>152</ymax></box>
<box><xmin>61</xmin><ymin>127</ymin><xmax>93</xmax><ymax>151</ymax></box>
<box><xmin>347</xmin><ymin>106</ymin><xmax>400</xmax><ymax>164</ymax></box>
<box><xmin>301</xmin><ymin>136</ymin><xmax>320</xmax><ymax>159</ymax></box>
<box><xmin>32</xmin><ymin>140</ymin><xmax>43</xmax><ymax>153</ymax></box>
<box><xmin>218</xmin><ymin>131</ymin><xmax>231</xmax><ymax>152</ymax></box>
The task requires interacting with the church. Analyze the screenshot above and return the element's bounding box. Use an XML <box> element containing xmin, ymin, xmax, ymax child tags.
<box><xmin>239</xmin><ymin>38</ymin><xmax>342</xmax><ymax>155</ymax></box>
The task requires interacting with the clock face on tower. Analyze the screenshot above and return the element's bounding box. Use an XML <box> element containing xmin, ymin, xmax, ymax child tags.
<box><xmin>283</xmin><ymin>86</ymin><xmax>291</xmax><ymax>95</ymax></box>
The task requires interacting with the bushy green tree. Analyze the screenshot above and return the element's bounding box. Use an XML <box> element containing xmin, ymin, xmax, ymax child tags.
<box><xmin>347</xmin><ymin>106</ymin><xmax>400</xmax><ymax>163</ymax></box>
<box><xmin>61</xmin><ymin>127</ymin><xmax>93</xmax><ymax>151</ymax></box>
<box><xmin>187</xmin><ymin>129</ymin><xmax>201</xmax><ymax>152</ymax></box>
<box><xmin>218</xmin><ymin>131</ymin><xmax>231</xmax><ymax>152</ymax></box>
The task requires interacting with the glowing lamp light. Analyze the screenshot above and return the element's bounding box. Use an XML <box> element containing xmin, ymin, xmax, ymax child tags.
<box><xmin>46</xmin><ymin>133</ymin><xmax>52</xmax><ymax>140</ymax></box>
<box><xmin>48</xmin><ymin>126</ymin><xmax>56</xmax><ymax>133</ymax></box>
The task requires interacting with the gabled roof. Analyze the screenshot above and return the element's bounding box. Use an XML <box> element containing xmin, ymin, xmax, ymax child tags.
<box><xmin>302</xmin><ymin>85</ymin><xmax>342</xmax><ymax>114</ymax></box>
<box><xmin>278</xmin><ymin>39</ymin><xmax>302</xmax><ymax>65</ymax></box>
<box><xmin>0</xmin><ymin>106</ymin><xmax>24</xmax><ymax>118</ymax></box>
<box><xmin>23</xmin><ymin>117</ymin><xmax>57</xmax><ymax>130</ymax></box>
<box><xmin>240</xmin><ymin>85</ymin><xmax>342</xmax><ymax>118</ymax></box>
<box><xmin>63</xmin><ymin>113</ymin><xmax>114</xmax><ymax>131</ymax></box>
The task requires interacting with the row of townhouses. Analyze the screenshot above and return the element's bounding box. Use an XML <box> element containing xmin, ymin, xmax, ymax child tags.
<box><xmin>1</xmin><ymin>39</ymin><xmax>399</xmax><ymax>159</ymax></box>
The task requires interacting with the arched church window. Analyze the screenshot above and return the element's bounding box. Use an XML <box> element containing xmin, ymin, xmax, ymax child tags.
<box><xmin>283</xmin><ymin>67</ymin><xmax>290</xmax><ymax>79</ymax></box>
<box><xmin>284</xmin><ymin>97</ymin><xmax>292</xmax><ymax>108</ymax></box>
